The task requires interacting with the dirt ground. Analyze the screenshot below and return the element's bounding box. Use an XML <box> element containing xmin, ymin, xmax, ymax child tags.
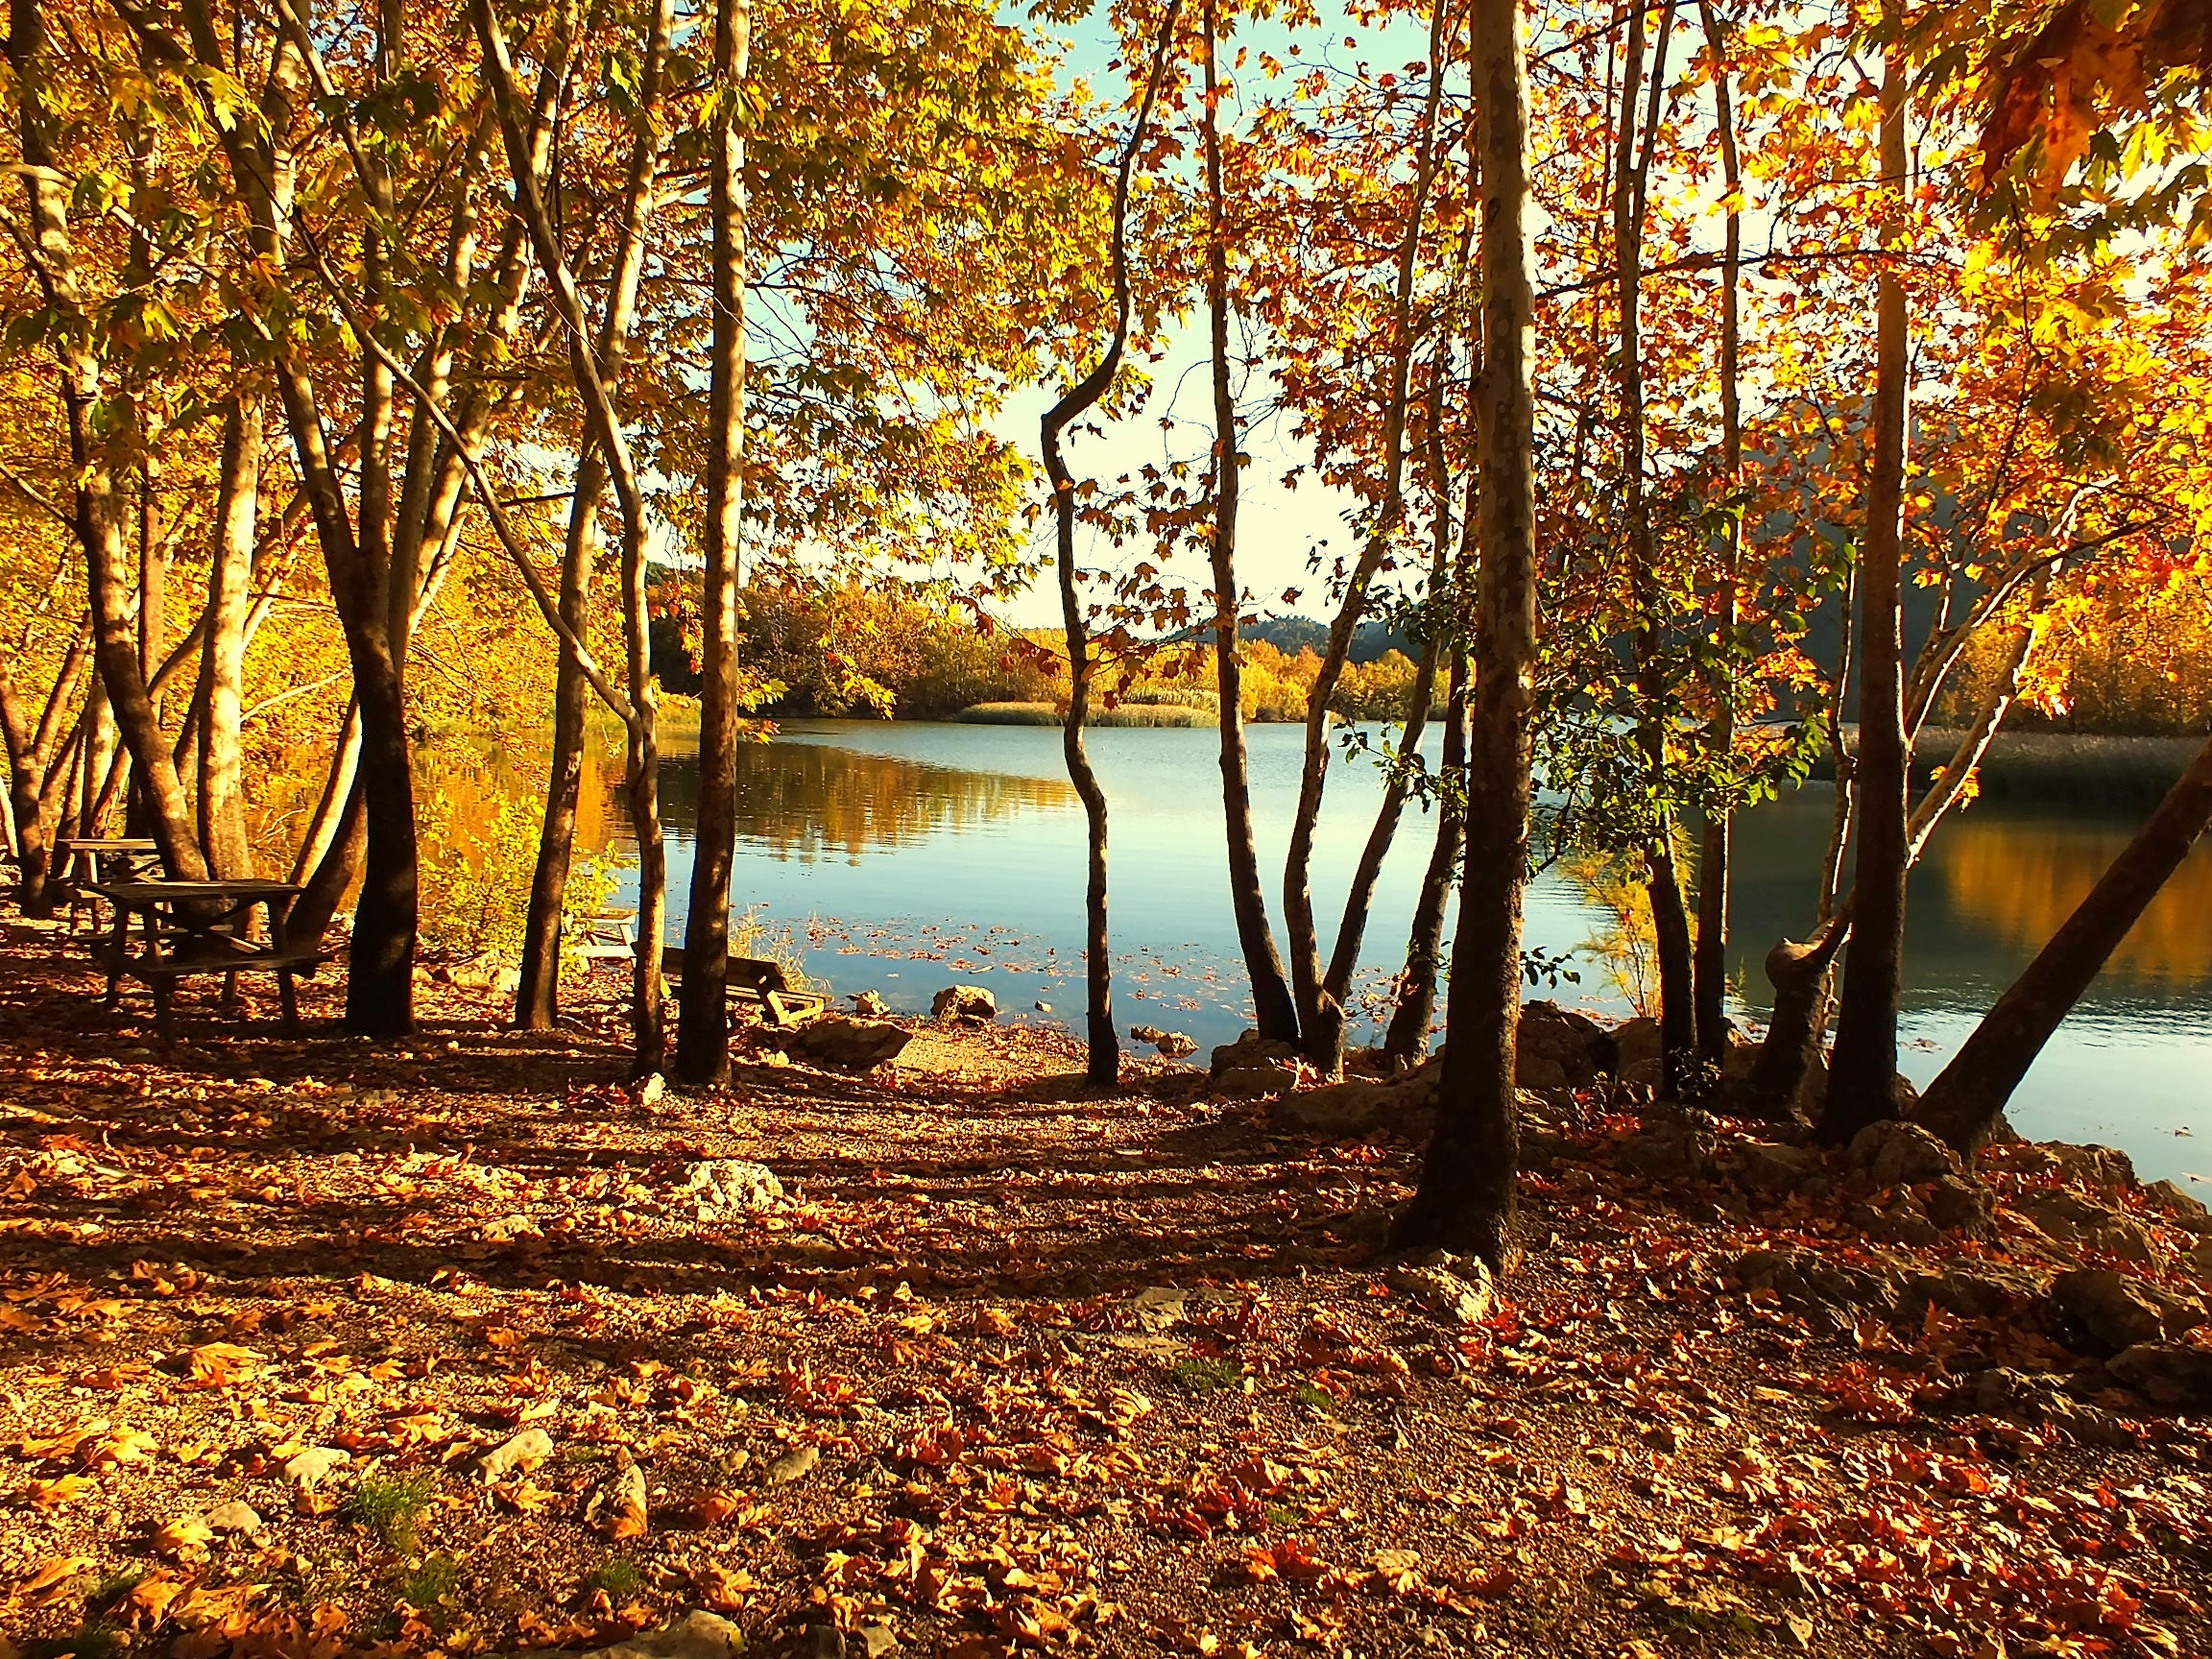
<box><xmin>0</xmin><ymin>909</ymin><xmax>2207</xmax><ymax>1659</ymax></box>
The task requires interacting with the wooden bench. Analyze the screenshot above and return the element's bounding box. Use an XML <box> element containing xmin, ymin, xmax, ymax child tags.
<box><xmin>660</xmin><ymin>945</ymin><xmax>825</xmax><ymax>1027</ymax></box>
<box><xmin>87</xmin><ymin>879</ymin><xmax>321</xmax><ymax>1038</ymax></box>
<box><xmin>568</xmin><ymin>906</ymin><xmax>637</xmax><ymax>961</ymax></box>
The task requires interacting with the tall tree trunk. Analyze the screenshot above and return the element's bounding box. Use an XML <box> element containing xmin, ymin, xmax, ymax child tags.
<box><xmin>1040</xmin><ymin>0</ymin><xmax>1180</xmax><ymax>1086</ymax></box>
<box><xmin>517</xmin><ymin>449</ymin><xmax>607</xmax><ymax>1029</ymax></box>
<box><xmin>1915</xmin><ymin>731</ymin><xmax>2212</xmax><ymax>1153</ymax></box>
<box><xmin>0</xmin><ymin>620</ymin><xmax>87</xmax><ymax>914</ymax></box>
<box><xmin>1692</xmin><ymin>0</ymin><xmax>1742</xmax><ymax>1070</ymax></box>
<box><xmin>1383</xmin><ymin>656</ymin><xmax>1468</xmax><ymax>1064</ymax></box>
<box><xmin>1281</xmin><ymin>0</ymin><xmax>1452</xmax><ymax>1066</ymax></box>
<box><xmin>474</xmin><ymin>0</ymin><xmax>672</xmax><ymax>1070</ymax></box>
<box><xmin>199</xmin><ymin>397</ymin><xmax>260</xmax><ymax>878</ymax></box>
<box><xmin>677</xmin><ymin>0</ymin><xmax>750</xmax><ymax>1086</ymax></box>
<box><xmin>1392</xmin><ymin>0</ymin><xmax>1535</xmax><ymax>1273</ymax></box>
<box><xmin>1820</xmin><ymin>40</ymin><xmax>1911</xmax><ymax>1144</ymax></box>
<box><xmin>1614</xmin><ymin>0</ymin><xmax>1695</xmax><ymax>1093</ymax></box>
<box><xmin>1201</xmin><ymin>0</ymin><xmax>1298</xmax><ymax>1048</ymax></box>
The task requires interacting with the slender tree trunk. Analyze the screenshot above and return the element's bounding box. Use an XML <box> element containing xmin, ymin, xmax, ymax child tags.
<box><xmin>517</xmin><ymin>450</ymin><xmax>606</xmax><ymax>1029</ymax></box>
<box><xmin>1915</xmin><ymin>732</ymin><xmax>2212</xmax><ymax>1153</ymax></box>
<box><xmin>677</xmin><ymin>0</ymin><xmax>750</xmax><ymax>1086</ymax></box>
<box><xmin>1692</xmin><ymin>0</ymin><xmax>1742</xmax><ymax>1070</ymax></box>
<box><xmin>1614</xmin><ymin>0</ymin><xmax>1695</xmax><ymax>1092</ymax></box>
<box><xmin>1393</xmin><ymin>0</ymin><xmax>1535</xmax><ymax>1273</ymax></box>
<box><xmin>1039</xmin><ymin>0</ymin><xmax>1180</xmax><ymax>1086</ymax></box>
<box><xmin>199</xmin><ymin>397</ymin><xmax>260</xmax><ymax>878</ymax></box>
<box><xmin>1820</xmin><ymin>41</ymin><xmax>1912</xmax><ymax>1144</ymax></box>
<box><xmin>0</xmin><ymin>619</ymin><xmax>87</xmax><ymax>913</ymax></box>
<box><xmin>1282</xmin><ymin>0</ymin><xmax>1452</xmax><ymax>1064</ymax></box>
<box><xmin>1201</xmin><ymin>0</ymin><xmax>1298</xmax><ymax>1048</ymax></box>
<box><xmin>1383</xmin><ymin>656</ymin><xmax>1468</xmax><ymax>1064</ymax></box>
<box><xmin>10</xmin><ymin>0</ymin><xmax>208</xmax><ymax>882</ymax></box>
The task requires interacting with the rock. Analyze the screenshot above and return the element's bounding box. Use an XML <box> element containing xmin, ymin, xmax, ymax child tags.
<box><xmin>931</xmin><ymin>984</ymin><xmax>997</xmax><ymax>1022</ymax></box>
<box><xmin>681</xmin><ymin>1159</ymin><xmax>785</xmax><ymax>1218</ymax></box>
<box><xmin>1610</xmin><ymin>1017</ymin><xmax>1664</xmax><ymax>1089</ymax></box>
<box><xmin>762</xmin><ymin>1443</ymin><xmax>820</xmax><ymax>1488</ymax></box>
<box><xmin>850</xmin><ymin>990</ymin><xmax>889</xmax><ymax>1018</ymax></box>
<box><xmin>480</xmin><ymin>1427</ymin><xmax>555</xmax><ymax>1482</ymax></box>
<box><xmin>2194</xmin><ymin>1235</ymin><xmax>2212</xmax><ymax>1276</ymax></box>
<box><xmin>1972</xmin><ymin>1368</ymin><xmax>2135</xmax><ymax>1446</ymax></box>
<box><xmin>1216</xmin><ymin>1060</ymin><xmax>1302</xmax><ymax>1100</ymax></box>
<box><xmin>637</xmin><ymin>1073</ymin><xmax>668</xmax><ymax>1109</ymax></box>
<box><xmin>1210</xmin><ymin>1030</ymin><xmax>1299</xmax><ymax>1078</ymax></box>
<box><xmin>437</xmin><ymin>952</ymin><xmax>509</xmax><ymax>990</ymax></box>
<box><xmin>1128</xmin><ymin>1286</ymin><xmax>1190</xmax><ymax>1333</ymax></box>
<box><xmin>1847</xmin><ymin>1119</ymin><xmax>1961</xmax><ymax>1187</ymax></box>
<box><xmin>1386</xmin><ymin>1259</ymin><xmax>1496</xmax><ymax>1327</ymax></box>
<box><xmin>2052</xmin><ymin>1270</ymin><xmax>2170</xmax><ymax>1356</ymax></box>
<box><xmin>857</xmin><ymin>1622</ymin><xmax>897</xmax><ymax>1659</ymax></box>
<box><xmin>783</xmin><ymin>1017</ymin><xmax>911</xmax><ymax>1070</ymax></box>
<box><xmin>1925</xmin><ymin>1175</ymin><xmax>1996</xmax><ymax>1238</ymax></box>
<box><xmin>2014</xmin><ymin>1190</ymin><xmax>2156</xmax><ymax>1262</ymax></box>
<box><xmin>801</xmin><ymin>1628</ymin><xmax>845</xmax><ymax>1659</ymax></box>
<box><xmin>1902</xmin><ymin>1262</ymin><xmax>2048</xmax><ymax>1324</ymax></box>
<box><xmin>1033</xmin><ymin>1000</ymin><xmax>1052</xmax><ymax>1013</ymax></box>
<box><xmin>585</xmin><ymin>1460</ymin><xmax>648</xmax><ymax>1532</ymax></box>
<box><xmin>2146</xmin><ymin>1180</ymin><xmax>2212</xmax><ymax>1236</ymax></box>
<box><xmin>582</xmin><ymin>1611</ymin><xmax>745</xmax><ymax>1659</ymax></box>
<box><xmin>1732</xmin><ymin>1246</ymin><xmax>1901</xmax><ymax>1332</ymax></box>
<box><xmin>1271</xmin><ymin>1075</ymin><xmax>1426</xmax><ymax>1136</ymax></box>
<box><xmin>1516</xmin><ymin>1001</ymin><xmax>1614</xmax><ymax>1091</ymax></box>
<box><xmin>281</xmin><ymin>1447</ymin><xmax>350</xmax><ymax>1487</ymax></box>
<box><xmin>1617</xmin><ymin>1124</ymin><xmax>1714</xmax><ymax>1182</ymax></box>
<box><xmin>2108</xmin><ymin>1342</ymin><xmax>2212</xmax><ymax>1411</ymax></box>
<box><xmin>1152</xmin><ymin>1032</ymin><xmax>1198</xmax><ymax>1060</ymax></box>
<box><xmin>203</xmin><ymin>1501</ymin><xmax>262</xmax><ymax>1535</ymax></box>
<box><xmin>1732</xmin><ymin>1140</ymin><xmax>1821</xmax><ymax>1192</ymax></box>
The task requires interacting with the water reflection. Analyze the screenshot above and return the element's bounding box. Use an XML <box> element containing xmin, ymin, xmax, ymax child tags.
<box><xmin>657</xmin><ymin>735</ymin><xmax>1073</xmax><ymax>864</ymax></box>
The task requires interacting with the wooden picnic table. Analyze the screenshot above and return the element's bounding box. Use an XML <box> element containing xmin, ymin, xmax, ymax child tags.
<box><xmin>87</xmin><ymin>878</ymin><xmax>320</xmax><ymax>1038</ymax></box>
<box><xmin>56</xmin><ymin>836</ymin><xmax>162</xmax><ymax>928</ymax></box>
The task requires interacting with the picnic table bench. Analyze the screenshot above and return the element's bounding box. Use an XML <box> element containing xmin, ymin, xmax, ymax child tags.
<box><xmin>569</xmin><ymin>906</ymin><xmax>637</xmax><ymax>961</ymax></box>
<box><xmin>660</xmin><ymin>944</ymin><xmax>825</xmax><ymax>1027</ymax></box>
<box><xmin>87</xmin><ymin>878</ymin><xmax>321</xmax><ymax>1038</ymax></box>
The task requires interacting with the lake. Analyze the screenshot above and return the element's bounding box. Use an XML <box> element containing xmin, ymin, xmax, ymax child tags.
<box><xmin>615</xmin><ymin>718</ymin><xmax>2208</xmax><ymax>1186</ymax></box>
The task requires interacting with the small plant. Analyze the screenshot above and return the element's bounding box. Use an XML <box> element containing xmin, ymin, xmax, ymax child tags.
<box><xmin>1166</xmin><ymin>1355</ymin><xmax>1242</xmax><ymax>1396</ymax></box>
<box><xmin>342</xmin><ymin>1472</ymin><xmax>437</xmax><ymax>1548</ymax></box>
<box><xmin>396</xmin><ymin>1552</ymin><xmax>463</xmax><ymax>1613</ymax></box>
<box><xmin>1291</xmin><ymin>1381</ymin><xmax>1334</xmax><ymax>1412</ymax></box>
<box><xmin>83</xmin><ymin>1572</ymin><xmax>144</xmax><ymax>1615</ymax></box>
<box><xmin>581</xmin><ymin>1559</ymin><xmax>646</xmax><ymax>1599</ymax></box>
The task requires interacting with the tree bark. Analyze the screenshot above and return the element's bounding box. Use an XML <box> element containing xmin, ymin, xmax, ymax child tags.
<box><xmin>1039</xmin><ymin>0</ymin><xmax>1181</xmax><ymax>1086</ymax></box>
<box><xmin>9</xmin><ymin>0</ymin><xmax>208</xmax><ymax>883</ymax></box>
<box><xmin>1392</xmin><ymin>0</ymin><xmax>1535</xmax><ymax>1273</ymax></box>
<box><xmin>1201</xmin><ymin>0</ymin><xmax>1298</xmax><ymax>1048</ymax></box>
<box><xmin>517</xmin><ymin>449</ymin><xmax>607</xmax><ymax>1029</ymax></box>
<box><xmin>677</xmin><ymin>0</ymin><xmax>750</xmax><ymax>1086</ymax></box>
<box><xmin>1692</xmin><ymin>0</ymin><xmax>1742</xmax><ymax>1070</ymax></box>
<box><xmin>1282</xmin><ymin>0</ymin><xmax>1452</xmax><ymax>1068</ymax></box>
<box><xmin>1915</xmin><ymin>731</ymin><xmax>2212</xmax><ymax>1153</ymax></box>
<box><xmin>1820</xmin><ymin>40</ymin><xmax>1912</xmax><ymax>1144</ymax></box>
<box><xmin>198</xmin><ymin>397</ymin><xmax>260</xmax><ymax>878</ymax></box>
<box><xmin>1613</xmin><ymin>0</ymin><xmax>1695</xmax><ymax>1093</ymax></box>
<box><xmin>1383</xmin><ymin>656</ymin><xmax>1467</xmax><ymax>1065</ymax></box>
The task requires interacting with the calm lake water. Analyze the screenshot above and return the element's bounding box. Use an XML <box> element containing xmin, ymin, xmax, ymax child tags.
<box><xmin>617</xmin><ymin>719</ymin><xmax>2208</xmax><ymax>1187</ymax></box>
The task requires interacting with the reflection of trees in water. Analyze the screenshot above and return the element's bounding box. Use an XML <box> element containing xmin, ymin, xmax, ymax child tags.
<box><xmin>1940</xmin><ymin>818</ymin><xmax>2212</xmax><ymax>985</ymax></box>
<box><xmin>655</xmin><ymin>741</ymin><xmax>1075</xmax><ymax>862</ymax></box>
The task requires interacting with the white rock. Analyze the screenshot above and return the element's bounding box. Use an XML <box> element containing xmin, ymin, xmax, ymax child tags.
<box><xmin>204</xmin><ymin>1500</ymin><xmax>262</xmax><ymax>1534</ymax></box>
<box><xmin>583</xmin><ymin>1611</ymin><xmax>745</xmax><ymax>1659</ymax></box>
<box><xmin>761</xmin><ymin>1443</ymin><xmax>820</xmax><ymax>1487</ymax></box>
<box><xmin>281</xmin><ymin>1447</ymin><xmax>350</xmax><ymax>1486</ymax></box>
<box><xmin>479</xmin><ymin>1426</ymin><xmax>554</xmax><ymax>1481</ymax></box>
<box><xmin>681</xmin><ymin>1159</ymin><xmax>785</xmax><ymax>1217</ymax></box>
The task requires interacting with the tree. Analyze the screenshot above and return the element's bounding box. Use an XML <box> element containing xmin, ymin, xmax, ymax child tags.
<box><xmin>676</xmin><ymin>0</ymin><xmax>753</xmax><ymax>1087</ymax></box>
<box><xmin>1393</xmin><ymin>0</ymin><xmax>1537</xmax><ymax>1272</ymax></box>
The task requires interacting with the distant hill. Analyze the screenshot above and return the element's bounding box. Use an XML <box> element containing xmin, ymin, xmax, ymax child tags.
<box><xmin>1186</xmin><ymin>615</ymin><xmax>1413</xmax><ymax>665</ymax></box>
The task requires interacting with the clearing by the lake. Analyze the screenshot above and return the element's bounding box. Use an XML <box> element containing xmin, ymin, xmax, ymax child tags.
<box><xmin>1</xmin><ymin>908</ymin><xmax>2209</xmax><ymax>1659</ymax></box>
